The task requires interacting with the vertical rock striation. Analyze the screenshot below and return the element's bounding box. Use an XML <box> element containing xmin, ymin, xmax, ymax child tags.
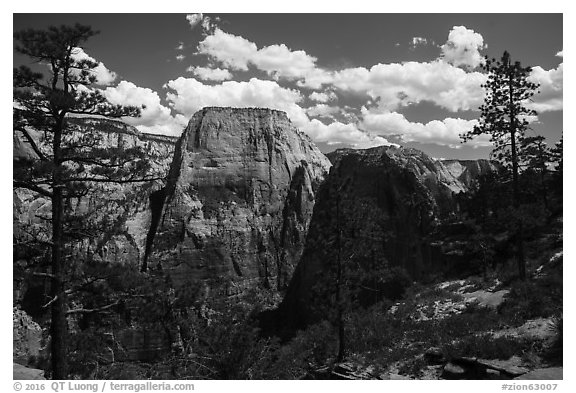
<box><xmin>145</xmin><ymin>107</ymin><xmax>331</xmax><ymax>296</ymax></box>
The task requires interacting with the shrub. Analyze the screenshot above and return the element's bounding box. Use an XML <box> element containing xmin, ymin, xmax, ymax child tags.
<box><xmin>499</xmin><ymin>276</ymin><xmax>562</xmax><ymax>325</ymax></box>
<box><xmin>542</xmin><ymin>313</ymin><xmax>562</xmax><ymax>365</ymax></box>
<box><xmin>443</xmin><ymin>334</ymin><xmax>527</xmax><ymax>360</ymax></box>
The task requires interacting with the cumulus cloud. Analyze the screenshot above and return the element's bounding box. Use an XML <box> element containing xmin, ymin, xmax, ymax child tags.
<box><xmin>196</xmin><ymin>26</ymin><xmax>487</xmax><ymax>114</ymax></box>
<box><xmin>325</xmin><ymin>61</ymin><xmax>487</xmax><ymax>112</ymax></box>
<box><xmin>70</xmin><ymin>47</ymin><xmax>117</xmax><ymax>85</ymax></box>
<box><xmin>186</xmin><ymin>14</ymin><xmax>220</xmax><ymax>34</ymax></box>
<box><xmin>176</xmin><ymin>42</ymin><xmax>184</xmax><ymax>51</ymax></box>
<box><xmin>164</xmin><ymin>77</ymin><xmax>309</xmax><ymax>127</ymax></box>
<box><xmin>309</xmin><ymin>91</ymin><xmax>337</xmax><ymax>103</ymax></box>
<box><xmin>197</xmin><ymin>28</ymin><xmax>319</xmax><ymax>80</ymax></box>
<box><xmin>556</xmin><ymin>50</ymin><xmax>563</xmax><ymax>57</ymax></box>
<box><xmin>441</xmin><ymin>26</ymin><xmax>486</xmax><ymax>69</ymax></box>
<box><xmin>306</xmin><ymin>104</ymin><xmax>341</xmax><ymax>119</ymax></box>
<box><xmin>188</xmin><ymin>66</ymin><xmax>233</xmax><ymax>81</ymax></box>
<box><xmin>186</xmin><ymin>13</ymin><xmax>204</xmax><ymax>29</ymax></box>
<box><xmin>528</xmin><ymin>63</ymin><xmax>563</xmax><ymax>112</ymax></box>
<box><xmin>176</xmin><ymin>54</ymin><xmax>185</xmax><ymax>61</ymax></box>
<box><xmin>303</xmin><ymin>119</ymin><xmax>392</xmax><ymax>149</ymax></box>
<box><xmin>102</xmin><ymin>81</ymin><xmax>187</xmax><ymax>135</ymax></box>
<box><xmin>163</xmin><ymin>24</ymin><xmax>559</xmax><ymax>149</ymax></box>
<box><xmin>360</xmin><ymin>107</ymin><xmax>490</xmax><ymax>148</ymax></box>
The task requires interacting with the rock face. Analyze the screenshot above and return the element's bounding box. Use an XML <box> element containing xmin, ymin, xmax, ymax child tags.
<box><xmin>145</xmin><ymin>107</ymin><xmax>331</xmax><ymax>296</ymax></box>
<box><xmin>278</xmin><ymin>145</ymin><xmax>494</xmax><ymax>327</ymax></box>
<box><xmin>13</xmin><ymin>118</ymin><xmax>177</xmax><ymax>274</ymax></box>
<box><xmin>13</xmin><ymin>307</ymin><xmax>42</xmax><ymax>366</ymax></box>
<box><xmin>441</xmin><ymin>159</ymin><xmax>498</xmax><ymax>190</ymax></box>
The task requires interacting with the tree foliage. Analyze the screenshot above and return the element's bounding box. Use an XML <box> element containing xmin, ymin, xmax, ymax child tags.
<box><xmin>461</xmin><ymin>51</ymin><xmax>539</xmax><ymax>171</ymax></box>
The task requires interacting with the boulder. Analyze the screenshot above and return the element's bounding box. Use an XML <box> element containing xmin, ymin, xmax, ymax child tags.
<box><xmin>476</xmin><ymin>356</ymin><xmax>530</xmax><ymax>377</ymax></box>
<box><xmin>463</xmin><ymin>289</ymin><xmax>509</xmax><ymax>310</ymax></box>
<box><xmin>441</xmin><ymin>362</ymin><xmax>468</xmax><ymax>379</ymax></box>
<box><xmin>424</xmin><ymin>347</ymin><xmax>447</xmax><ymax>364</ymax></box>
<box><xmin>13</xmin><ymin>363</ymin><xmax>45</xmax><ymax>380</ymax></box>
<box><xmin>515</xmin><ymin>367</ymin><xmax>563</xmax><ymax>380</ymax></box>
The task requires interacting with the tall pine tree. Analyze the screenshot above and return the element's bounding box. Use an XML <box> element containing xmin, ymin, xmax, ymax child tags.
<box><xmin>14</xmin><ymin>24</ymin><xmax>163</xmax><ymax>378</ymax></box>
<box><xmin>461</xmin><ymin>51</ymin><xmax>540</xmax><ymax>280</ymax></box>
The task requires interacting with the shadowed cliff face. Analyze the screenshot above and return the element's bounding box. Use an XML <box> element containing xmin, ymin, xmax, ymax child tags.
<box><xmin>145</xmin><ymin>107</ymin><xmax>331</xmax><ymax>296</ymax></box>
<box><xmin>276</xmin><ymin>146</ymin><xmax>495</xmax><ymax>328</ymax></box>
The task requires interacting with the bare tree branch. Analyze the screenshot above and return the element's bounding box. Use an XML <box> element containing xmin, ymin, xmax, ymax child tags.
<box><xmin>67</xmin><ymin>300</ymin><xmax>120</xmax><ymax>315</ymax></box>
<box><xmin>14</xmin><ymin>180</ymin><xmax>53</xmax><ymax>198</ymax></box>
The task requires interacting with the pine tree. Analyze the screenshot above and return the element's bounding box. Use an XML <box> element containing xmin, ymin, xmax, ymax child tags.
<box><xmin>13</xmin><ymin>24</ymin><xmax>163</xmax><ymax>378</ymax></box>
<box><xmin>461</xmin><ymin>51</ymin><xmax>540</xmax><ymax>280</ymax></box>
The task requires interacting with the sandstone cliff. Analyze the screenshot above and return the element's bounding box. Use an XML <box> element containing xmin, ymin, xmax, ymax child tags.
<box><xmin>277</xmin><ymin>145</ymin><xmax>494</xmax><ymax>327</ymax></box>
<box><xmin>13</xmin><ymin>118</ymin><xmax>177</xmax><ymax>301</ymax></box>
<box><xmin>145</xmin><ymin>107</ymin><xmax>331</xmax><ymax>296</ymax></box>
<box><xmin>441</xmin><ymin>159</ymin><xmax>499</xmax><ymax>190</ymax></box>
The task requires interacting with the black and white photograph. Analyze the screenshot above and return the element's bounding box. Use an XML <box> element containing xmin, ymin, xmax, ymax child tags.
<box><xmin>10</xmin><ymin>7</ymin><xmax>564</xmax><ymax>386</ymax></box>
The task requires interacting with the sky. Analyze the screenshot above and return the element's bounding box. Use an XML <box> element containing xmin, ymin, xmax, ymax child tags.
<box><xmin>12</xmin><ymin>13</ymin><xmax>563</xmax><ymax>159</ymax></box>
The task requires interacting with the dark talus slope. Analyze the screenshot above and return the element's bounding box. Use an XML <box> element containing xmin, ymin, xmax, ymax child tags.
<box><xmin>145</xmin><ymin>107</ymin><xmax>332</xmax><ymax>297</ymax></box>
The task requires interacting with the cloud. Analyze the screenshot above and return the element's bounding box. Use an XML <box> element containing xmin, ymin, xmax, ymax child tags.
<box><xmin>360</xmin><ymin>107</ymin><xmax>490</xmax><ymax>148</ymax></box>
<box><xmin>325</xmin><ymin>61</ymin><xmax>487</xmax><ymax>112</ymax></box>
<box><xmin>528</xmin><ymin>63</ymin><xmax>563</xmax><ymax>112</ymax></box>
<box><xmin>556</xmin><ymin>50</ymin><xmax>563</xmax><ymax>57</ymax></box>
<box><xmin>102</xmin><ymin>81</ymin><xmax>187</xmax><ymax>135</ymax></box>
<box><xmin>309</xmin><ymin>91</ymin><xmax>337</xmax><ymax>103</ymax></box>
<box><xmin>176</xmin><ymin>54</ymin><xmax>185</xmax><ymax>61</ymax></box>
<box><xmin>186</xmin><ymin>13</ymin><xmax>203</xmax><ymax>29</ymax></box>
<box><xmin>410</xmin><ymin>37</ymin><xmax>436</xmax><ymax>49</ymax></box>
<box><xmin>197</xmin><ymin>28</ymin><xmax>319</xmax><ymax>80</ymax></box>
<box><xmin>188</xmin><ymin>66</ymin><xmax>233</xmax><ymax>81</ymax></box>
<box><xmin>306</xmin><ymin>104</ymin><xmax>340</xmax><ymax>119</ymax></box>
<box><xmin>441</xmin><ymin>26</ymin><xmax>486</xmax><ymax>69</ymax></box>
<box><xmin>164</xmin><ymin>77</ymin><xmax>309</xmax><ymax>127</ymax></box>
<box><xmin>196</xmin><ymin>29</ymin><xmax>256</xmax><ymax>71</ymax></box>
<box><xmin>70</xmin><ymin>47</ymin><xmax>117</xmax><ymax>86</ymax></box>
<box><xmin>303</xmin><ymin>119</ymin><xmax>392</xmax><ymax>149</ymax></box>
<box><xmin>186</xmin><ymin>13</ymin><xmax>220</xmax><ymax>34</ymax></box>
<box><xmin>176</xmin><ymin>42</ymin><xmax>184</xmax><ymax>51</ymax></box>
<box><xmin>196</xmin><ymin>26</ymin><xmax>486</xmax><ymax>114</ymax></box>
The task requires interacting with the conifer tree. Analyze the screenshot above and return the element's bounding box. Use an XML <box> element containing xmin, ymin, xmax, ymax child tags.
<box><xmin>14</xmin><ymin>24</ymin><xmax>163</xmax><ymax>378</ymax></box>
<box><xmin>461</xmin><ymin>51</ymin><xmax>540</xmax><ymax>280</ymax></box>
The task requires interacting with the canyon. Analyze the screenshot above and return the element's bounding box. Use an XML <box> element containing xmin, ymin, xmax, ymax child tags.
<box><xmin>14</xmin><ymin>107</ymin><xmax>514</xmax><ymax>374</ymax></box>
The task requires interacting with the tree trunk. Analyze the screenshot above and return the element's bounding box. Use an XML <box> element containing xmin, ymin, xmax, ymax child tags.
<box><xmin>509</xmin><ymin>72</ymin><xmax>526</xmax><ymax>281</ymax></box>
<box><xmin>335</xmin><ymin>191</ymin><xmax>345</xmax><ymax>363</ymax></box>
<box><xmin>50</xmin><ymin>120</ymin><xmax>69</xmax><ymax>379</ymax></box>
<box><xmin>50</xmin><ymin>187</ymin><xmax>68</xmax><ymax>379</ymax></box>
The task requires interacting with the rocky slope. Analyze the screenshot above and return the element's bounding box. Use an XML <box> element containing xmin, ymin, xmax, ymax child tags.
<box><xmin>277</xmin><ymin>145</ymin><xmax>495</xmax><ymax>327</ymax></box>
<box><xmin>145</xmin><ymin>107</ymin><xmax>331</xmax><ymax>296</ymax></box>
